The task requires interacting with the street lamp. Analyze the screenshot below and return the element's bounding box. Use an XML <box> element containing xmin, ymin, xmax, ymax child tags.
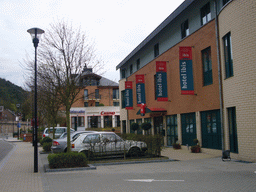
<box><xmin>27</xmin><ymin>27</ymin><xmax>44</xmax><ymax>173</ymax></box>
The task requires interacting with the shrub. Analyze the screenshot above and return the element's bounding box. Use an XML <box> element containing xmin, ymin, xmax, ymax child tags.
<box><xmin>43</xmin><ymin>142</ymin><xmax>52</xmax><ymax>152</ymax></box>
<box><xmin>130</xmin><ymin>123</ymin><xmax>139</xmax><ymax>131</ymax></box>
<box><xmin>48</xmin><ymin>152</ymin><xmax>88</xmax><ymax>169</ymax></box>
<box><xmin>141</xmin><ymin>122</ymin><xmax>151</xmax><ymax>131</ymax></box>
<box><xmin>40</xmin><ymin>136</ymin><xmax>52</xmax><ymax>146</ymax></box>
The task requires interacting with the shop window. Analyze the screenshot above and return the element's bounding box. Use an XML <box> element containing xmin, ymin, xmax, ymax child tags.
<box><xmin>201</xmin><ymin>2</ymin><xmax>211</xmax><ymax>25</ymax></box>
<box><xmin>181</xmin><ymin>19</ymin><xmax>189</xmax><ymax>39</ymax></box>
<box><xmin>84</xmin><ymin>102</ymin><xmax>88</xmax><ymax>107</ymax></box>
<box><xmin>202</xmin><ymin>47</ymin><xmax>212</xmax><ymax>86</ymax></box>
<box><xmin>223</xmin><ymin>32</ymin><xmax>233</xmax><ymax>78</ymax></box>
<box><xmin>166</xmin><ymin>115</ymin><xmax>178</xmax><ymax>146</ymax></box>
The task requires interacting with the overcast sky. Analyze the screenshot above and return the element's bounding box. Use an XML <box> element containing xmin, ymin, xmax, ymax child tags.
<box><xmin>0</xmin><ymin>0</ymin><xmax>184</xmax><ymax>88</ymax></box>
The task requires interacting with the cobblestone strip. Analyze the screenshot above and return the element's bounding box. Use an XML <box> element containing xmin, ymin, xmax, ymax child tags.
<box><xmin>0</xmin><ymin>142</ymin><xmax>44</xmax><ymax>192</ymax></box>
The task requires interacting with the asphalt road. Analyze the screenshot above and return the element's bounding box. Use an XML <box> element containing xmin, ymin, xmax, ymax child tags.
<box><xmin>0</xmin><ymin>139</ymin><xmax>14</xmax><ymax>162</ymax></box>
<box><xmin>40</xmin><ymin>157</ymin><xmax>256</xmax><ymax>192</ymax></box>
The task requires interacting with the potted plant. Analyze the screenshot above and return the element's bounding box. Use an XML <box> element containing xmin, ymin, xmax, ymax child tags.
<box><xmin>172</xmin><ymin>137</ymin><xmax>181</xmax><ymax>149</ymax></box>
<box><xmin>141</xmin><ymin>122</ymin><xmax>151</xmax><ymax>135</ymax></box>
<box><xmin>130</xmin><ymin>122</ymin><xmax>139</xmax><ymax>133</ymax></box>
<box><xmin>191</xmin><ymin>138</ymin><xmax>201</xmax><ymax>153</ymax></box>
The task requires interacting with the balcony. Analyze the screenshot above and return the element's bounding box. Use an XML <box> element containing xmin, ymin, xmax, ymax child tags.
<box><xmin>84</xmin><ymin>94</ymin><xmax>101</xmax><ymax>101</ymax></box>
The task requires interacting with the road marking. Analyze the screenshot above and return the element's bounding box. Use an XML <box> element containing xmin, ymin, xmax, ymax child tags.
<box><xmin>125</xmin><ymin>179</ymin><xmax>184</xmax><ymax>183</ymax></box>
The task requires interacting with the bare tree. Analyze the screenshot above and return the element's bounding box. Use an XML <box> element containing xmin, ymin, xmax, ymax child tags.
<box><xmin>29</xmin><ymin>20</ymin><xmax>102</xmax><ymax>152</ymax></box>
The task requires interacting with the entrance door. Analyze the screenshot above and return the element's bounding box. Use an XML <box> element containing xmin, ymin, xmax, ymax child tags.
<box><xmin>154</xmin><ymin>116</ymin><xmax>163</xmax><ymax>135</ymax></box>
<box><xmin>166</xmin><ymin>115</ymin><xmax>178</xmax><ymax>146</ymax></box>
<box><xmin>181</xmin><ymin>113</ymin><xmax>196</xmax><ymax>146</ymax></box>
<box><xmin>201</xmin><ymin>110</ymin><xmax>221</xmax><ymax>149</ymax></box>
<box><xmin>228</xmin><ymin>107</ymin><xmax>238</xmax><ymax>153</ymax></box>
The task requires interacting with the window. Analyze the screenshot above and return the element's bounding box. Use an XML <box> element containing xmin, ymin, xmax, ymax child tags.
<box><xmin>113</xmin><ymin>101</ymin><xmax>119</xmax><ymax>106</ymax></box>
<box><xmin>223</xmin><ymin>32</ymin><xmax>233</xmax><ymax>78</ymax></box>
<box><xmin>223</xmin><ymin>0</ymin><xmax>230</xmax><ymax>6</ymax></box>
<box><xmin>84</xmin><ymin>102</ymin><xmax>88</xmax><ymax>107</ymax></box>
<box><xmin>201</xmin><ymin>2</ymin><xmax>211</xmax><ymax>25</ymax></box>
<box><xmin>181</xmin><ymin>19</ymin><xmax>189</xmax><ymax>38</ymax></box>
<box><xmin>121</xmin><ymin>90</ymin><xmax>125</xmax><ymax>108</ymax></box>
<box><xmin>154</xmin><ymin>43</ymin><xmax>159</xmax><ymax>58</ymax></box>
<box><xmin>95</xmin><ymin>89</ymin><xmax>99</xmax><ymax>99</ymax></box>
<box><xmin>137</xmin><ymin>59</ymin><xmax>140</xmax><ymax>70</ymax></box>
<box><xmin>130</xmin><ymin>64</ymin><xmax>133</xmax><ymax>75</ymax></box>
<box><xmin>202</xmin><ymin>47</ymin><xmax>212</xmax><ymax>86</ymax></box>
<box><xmin>228</xmin><ymin>107</ymin><xmax>238</xmax><ymax>153</ymax></box>
<box><xmin>84</xmin><ymin>89</ymin><xmax>88</xmax><ymax>100</ymax></box>
<box><xmin>113</xmin><ymin>89</ymin><xmax>119</xmax><ymax>99</ymax></box>
<box><xmin>166</xmin><ymin>115</ymin><xmax>178</xmax><ymax>146</ymax></box>
<box><xmin>95</xmin><ymin>102</ymin><xmax>99</xmax><ymax>106</ymax></box>
<box><xmin>72</xmin><ymin>116</ymin><xmax>85</xmax><ymax>129</ymax></box>
<box><xmin>121</xmin><ymin>69</ymin><xmax>126</xmax><ymax>79</ymax></box>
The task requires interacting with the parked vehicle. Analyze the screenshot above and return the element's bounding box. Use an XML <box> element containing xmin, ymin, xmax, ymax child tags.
<box><xmin>51</xmin><ymin>131</ymin><xmax>97</xmax><ymax>153</ymax></box>
<box><xmin>42</xmin><ymin>127</ymin><xmax>75</xmax><ymax>139</ymax></box>
<box><xmin>71</xmin><ymin>132</ymin><xmax>147</xmax><ymax>157</ymax></box>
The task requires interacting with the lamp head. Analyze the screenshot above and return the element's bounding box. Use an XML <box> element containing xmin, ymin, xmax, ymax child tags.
<box><xmin>27</xmin><ymin>28</ymin><xmax>44</xmax><ymax>47</ymax></box>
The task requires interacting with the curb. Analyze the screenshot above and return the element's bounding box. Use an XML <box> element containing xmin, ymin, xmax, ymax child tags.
<box><xmin>91</xmin><ymin>158</ymin><xmax>178</xmax><ymax>166</ymax></box>
<box><xmin>44</xmin><ymin>164</ymin><xmax>96</xmax><ymax>172</ymax></box>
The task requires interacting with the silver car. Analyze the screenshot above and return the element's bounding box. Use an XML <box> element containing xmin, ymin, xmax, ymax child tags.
<box><xmin>42</xmin><ymin>127</ymin><xmax>75</xmax><ymax>139</ymax></box>
<box><xmin>71</xmin><ymin>132</ymin><xmax>147</xmax><ymax>157</ymax></box>
<box><xmin>51</xmin><ymin>131</ymin><xmax>96</xmax><ymax>153</ymax></box>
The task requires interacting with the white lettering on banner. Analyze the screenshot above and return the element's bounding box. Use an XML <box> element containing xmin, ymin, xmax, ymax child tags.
<box><xmin>70</xmin><ymin>110</ymin><xmax>85</xmax><ymax>113</ymax></box>
<box><xmin>101</xmin><ymin>111</ymin><xmax>115</xmax><ymax>115</ymax></box>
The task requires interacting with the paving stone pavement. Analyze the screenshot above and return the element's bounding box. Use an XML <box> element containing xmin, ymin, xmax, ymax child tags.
<box><xmin>0</xmin><ymin>138</ymin><xmax>44</xmax><ymax>192</ymax></box>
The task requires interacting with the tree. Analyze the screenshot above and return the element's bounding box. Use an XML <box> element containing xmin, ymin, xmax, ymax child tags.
<box><xmin>26</xmin><ymin>20</ymin><xmax>102</xmax><ymax>152</ymax></box>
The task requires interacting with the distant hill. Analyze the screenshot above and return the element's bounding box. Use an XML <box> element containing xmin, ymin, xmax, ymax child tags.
<box><xmin>0</xmin><ymin>78</ymin><xmax>26</xmax><ymax>111</ymax></box>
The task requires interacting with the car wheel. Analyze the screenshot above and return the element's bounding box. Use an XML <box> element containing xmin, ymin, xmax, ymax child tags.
<box><xmin>128</xmin><ymin>147</ymin><xmax>141</xmax><ymax>157</ymax></box>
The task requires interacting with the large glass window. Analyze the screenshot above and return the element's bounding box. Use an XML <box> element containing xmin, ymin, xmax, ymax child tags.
<box><xmin>181</xmin><ymin>19</ymin><xmax>189</xmax><ymax>39</ymax></box>
<box><xmin>166</xmin><ymin>115</ymin><xmax>178</xmax><ymax>146</ymax></box>
<box><xmin>202</xmin><ymin>47</ymin><xmax>213</xmax><ymax>86</ymax></box>
<box><xmin>71</xmin><ymin>116</ymin><xmax>84</xmax><ymax>129</ymax></box>
<box><xmin>228</xmin><ymin>107</ymin><xmax>238</xmax><ymax>153</ymax></box>
<box><xmin>201</xmin><ymin>2</ymin><xmax>211</xmax><ymax>25</ymax></box>
<box><xmin>223</xmin><ymin>32</ymin><xmax>233</xmax><ymax>78</ymax></box>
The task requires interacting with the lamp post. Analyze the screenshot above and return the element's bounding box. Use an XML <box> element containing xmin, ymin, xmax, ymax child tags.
<box><xmin>27</xmin><ymin>27</ymin><xmax>44</xmax><ymax>173</ymax></box>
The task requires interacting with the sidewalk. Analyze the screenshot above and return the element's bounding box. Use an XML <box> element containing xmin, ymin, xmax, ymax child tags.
<box><xmin>0</xmin><ymin>137</ymin><xmax>44</xmax><ymax>192</ymax></box>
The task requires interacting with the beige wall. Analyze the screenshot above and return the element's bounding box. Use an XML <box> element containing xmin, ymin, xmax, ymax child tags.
<box><xmin>218</xmin><ymin>0</ymin><xmax>256</xmax><ymax>161</ymax></box>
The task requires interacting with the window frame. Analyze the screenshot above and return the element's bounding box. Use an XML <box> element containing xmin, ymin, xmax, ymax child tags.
<box><xmin>154</xmin><ymin>43</ymin><xmax>159</xmax><ymax>58</ymax></box>
<box><xmin>201</xmin><ymin>2</ymin><xmax>211</xmax><ymax>25</ymax></box>
<box><xmin>121</xmin><ymin>69</ymin><xmax>126</xmax><ymax>79</ymax></box>
<box><xmin>223</xmin><ymin>32</ymin><xmax>233</xmax><ymax>78</ymax></box>
<box><xmin>84</xmin><ymin>89</ymin><xmax>88</xmax><ymax>100</ymax></box>
<box><xmin>202</xmin><ymin>47</ymin><xmax>213</xmax><ymax>86</ymax></box>
<box><xmin>137</xmin><ymin>58</ymin><xmax>140</xmax><ymax>70</ymax></box>
<box><xmin>181</xmin><ymin>19</ymin><xmax>189</xmax><ymax>39</ymax></box>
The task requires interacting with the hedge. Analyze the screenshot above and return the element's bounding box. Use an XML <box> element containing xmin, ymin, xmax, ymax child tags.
<box><xmin>48</xmin><ymin>152</ymin><xmax>88</xmax><ymax>169</ymax></box>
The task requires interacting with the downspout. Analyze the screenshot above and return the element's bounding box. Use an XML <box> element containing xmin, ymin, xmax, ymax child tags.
<box><xmin>214</xmin><ymin>0</ymin><xmax>225</xmax><ymax>154</ymax></box>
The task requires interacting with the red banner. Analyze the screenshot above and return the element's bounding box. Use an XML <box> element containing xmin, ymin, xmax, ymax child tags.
<box><xmin>179</xmin><ymin>46</ymin><xmax>192</xmax><ymax>60</ymax></box>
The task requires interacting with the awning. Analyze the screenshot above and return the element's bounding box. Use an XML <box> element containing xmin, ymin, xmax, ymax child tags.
<box><xmin>136</xmin><ymin>107</ymin><xmax>167</xmax><ymax>115</ymax></box>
